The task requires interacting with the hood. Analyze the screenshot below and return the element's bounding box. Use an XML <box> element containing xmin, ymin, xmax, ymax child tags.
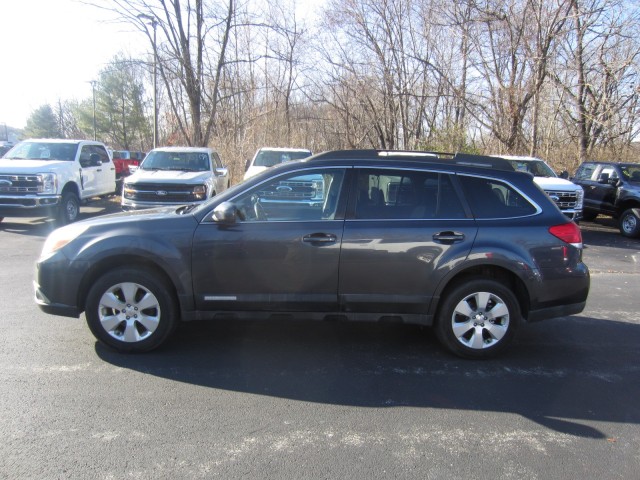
<box><xmin>126</xmin><ymin>169</ymin><xmax>211</xmax><ymax>184</ymax></box>
<box><xmin>0</xmin><ymin>159</ymin><xmax>71</xmax><ymax>172</ymax></box>
<box><xmin>533</xmin><ymin>176</ymin><xmax>581</xmax><ymax>191</ymax></box>
<box><xmin>244</xmin><ymin>165</ymin><xmax>268</xmax><ymax>180</ymax></box>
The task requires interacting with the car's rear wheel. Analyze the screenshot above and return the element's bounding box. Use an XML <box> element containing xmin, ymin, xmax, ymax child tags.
<box><xmin>85</xmin><ymin>268</ymin><xmax>178</xmax><ymax>353</ymax></box>
<box><xmin>619</xmin><ymin>208</ymin><xmax>640</xmax><ymax>238</ymax></box>
<box><xmin>435</xmin><ymin>279</ymin><xmax>520</xmax><ymax>359</ymax></box>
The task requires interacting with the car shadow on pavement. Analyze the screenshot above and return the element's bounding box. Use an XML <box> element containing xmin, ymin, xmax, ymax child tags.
<box><xmin>95</xmin><ymin>315</ymin><xmax>640</xmax><ymax>440</ymax></box>
<box><xmin>0</xmin><ymin>196</ymin><xmax>123</xmax><ymax>238</ymax></box>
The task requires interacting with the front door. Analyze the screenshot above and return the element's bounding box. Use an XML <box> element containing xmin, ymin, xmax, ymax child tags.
<box><xmin>191</xmin><ymin>167</ymin><xmax>348</xmax><ymax>312</ymax></box>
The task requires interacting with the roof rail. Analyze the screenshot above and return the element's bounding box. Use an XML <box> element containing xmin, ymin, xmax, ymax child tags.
<box><xmin>311</xmin><ymin>149</ymin><xmax>514</xmax><ymax>171</ymax></box>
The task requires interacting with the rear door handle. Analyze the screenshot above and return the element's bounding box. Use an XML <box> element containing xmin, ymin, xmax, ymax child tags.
<box><xmin>433</xmin><ymin>231</ymin><xmax>465</xmax><ymax>244</ymax></box>
<box><xmin>303</xmin><ymin>233</ymin><xmax>337</xmax><ymax>244</ymax></box>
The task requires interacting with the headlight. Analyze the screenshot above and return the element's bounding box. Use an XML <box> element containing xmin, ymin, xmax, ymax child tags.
<box><xmin>576</xmin><ymin>188</ymin><xmax>584</xmax><ymax>209</ymax></box>
<box><xmin>312</xmin><ymin>179</ymin><xmax>324</xmax><ymax>200</ymax></box>
<box><xmin>40</xmin><ymin>224</ymin><xmax>89</xmax><ymax>259</ymax></box>
<box><xmin>123</xmin><ymin>184</ymin><xmax>135</xmax><ymax>199</ymax></box>
<box><xmin>40</xmin><ymin>173</ymin><xmax>57</xmax><ymax>195</ymax></box>
<box><xmin>193</xmin><ymin>185</ymin><xmax>207</xmax><ymax>200</ymax></box>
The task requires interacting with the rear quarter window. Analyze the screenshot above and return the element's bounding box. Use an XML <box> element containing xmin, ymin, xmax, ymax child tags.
<box><xmin>458</xmin><ymin>175</ymin><xmax>538</xmax><ymax>219</ymax></box>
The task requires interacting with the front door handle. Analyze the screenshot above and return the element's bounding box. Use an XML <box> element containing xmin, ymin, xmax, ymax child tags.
<box><xmin>433</xmin><ymin>231</ymin><xmax>465</xmax><ymax>244</ymax></box>
<box><xmin>303</xmin><ymin>233</ymin><xmax>337</xmax><ymax>244</ymax></box>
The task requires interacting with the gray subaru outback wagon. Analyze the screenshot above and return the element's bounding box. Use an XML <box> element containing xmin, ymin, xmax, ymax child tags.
<box><xmin>35</xmin><ymin>150</ymin><xmax>589</xmax><ymax>358</ymax></box>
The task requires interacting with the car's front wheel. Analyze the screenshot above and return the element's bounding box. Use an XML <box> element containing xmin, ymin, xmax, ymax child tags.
<box><xmin>85</xmin><ymin>268</ymin><xmax>178</xmax><ymax>353</ymax></box>
<box><xmin>435</xmin><ymin>279</ymin><xmax>520</xmax><ymax>359</ymax></box>
<box><xmin>619</xmin><ymin>208</ymin><xmax>640</xmax><ymax>238</ymax></box>
<box><xmin>57</xmin><ymin>191</ymin><xmax>80</xmax><ymax>226</ymax></box>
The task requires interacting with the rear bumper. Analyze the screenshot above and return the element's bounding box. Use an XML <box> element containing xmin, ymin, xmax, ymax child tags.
<box><xmin>527</xmin><ymin>300</ymin><xmax>586</xmax><ymax>322</ymax></box>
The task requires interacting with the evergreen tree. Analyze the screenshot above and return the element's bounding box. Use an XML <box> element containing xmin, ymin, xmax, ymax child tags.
<box><xmin>23</xmin><ymin>105</ymin><xmax>62</xmax><ymax>139</ymax></box>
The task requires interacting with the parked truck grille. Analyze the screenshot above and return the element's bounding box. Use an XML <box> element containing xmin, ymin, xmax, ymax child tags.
<box><xmin>259</xmin><ymin>180</ymin><xmax>316</xmax><ymax>200</ymax></box>
<box><xmin>544</xmin><ymin>190</ymin><xmax>579</xmax><ymax>210</ymax></box>
<box><xmin>0</xmin><ymin>174</ymin><xmax>44</xmax><ymax>194</ymax></box>
<box><xmin>126</xmin><ymin>183</ymin><xmax>201</xmax><ymax>203</ymax></box>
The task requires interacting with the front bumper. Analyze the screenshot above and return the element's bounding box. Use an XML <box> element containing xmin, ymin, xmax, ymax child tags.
<box><xmin>121</xmin><ymin>199</ymin><xmax>203</xmax><ymax>211</ymax></box>
<box><xmin>34</xmin><ymin>251</ymin><xmax>83</xmax><ymax>318</ymax></box>
<box><xmin>0</xmin><ymin>195</ymin><xmax>61</xmax><ymax>217</ymax></box>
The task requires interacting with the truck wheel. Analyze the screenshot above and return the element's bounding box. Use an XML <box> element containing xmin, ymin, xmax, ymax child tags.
<box><xmin>619</xmin><ymin>208</ymin><xmax>640</xmax><ymax>238</ymax></box>
<box><xmin>85</xmin><ymin>268</ymin><xmax>178</xmax><ymax>353</ymax></box>
<box><xmin>57</xmin><ymin>191</ymin><xmax>80</xmax><ymax>226</ymax></box>
<box><xmin>435</xmin><ymin>279</ymin><xmax>520</xmax><ymax>359</ymax></box>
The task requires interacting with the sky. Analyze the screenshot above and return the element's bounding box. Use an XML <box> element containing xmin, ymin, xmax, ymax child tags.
<box><xmin>0</xmin><ymin>0</ymin><xmax>326</xmax><ymax>132</ymax></box>
<box><xmin>0</xmin><ymin>0</ymin><xmax>144</xmax><ymax>130</ymax></box>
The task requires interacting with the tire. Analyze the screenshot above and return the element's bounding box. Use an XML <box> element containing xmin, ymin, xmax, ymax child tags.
<box><xmin>57</xmin><ymin>191</ymin><xmax>80</xmax><ymax>226</ymax></box>
<box><xmin>435</xmin><ymin>279</ymin><xmax>520</xmax><ymax>359</ymax></box>
<box><xmin>85</xmin><ymin>268</ymin><xmax>179</xmax><ymax>353</ymax></box>
<box><xmin>619</xmin><ymin>208</ymin><xmax>640</xmax><ymax>238</ymax></box>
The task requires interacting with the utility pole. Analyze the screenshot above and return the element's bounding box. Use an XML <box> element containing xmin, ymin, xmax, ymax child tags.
<box><xmin>90</xmin><ymin>80</ymin><xmax>97</xmax><ymax>141</ymax></box>
<box><xmin>138</xmin><ymin>14</ymin><xmax>158</xmax><ymax>149</ymax></box>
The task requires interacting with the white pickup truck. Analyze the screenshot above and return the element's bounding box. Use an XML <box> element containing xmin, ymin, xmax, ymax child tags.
<box><xmin>0</xmin><ymin>139</ymin><xmax>116</xmax><ymax>225</ymax></box>
<box><xmin>121</xmin><ymin>146</ymin><xmax>229</xmax><ymax>210</ymax></box>
<box><xmin>497</xmin><ymin>155</ymin><xmax>584</xmax><ymax>222</ymax></box>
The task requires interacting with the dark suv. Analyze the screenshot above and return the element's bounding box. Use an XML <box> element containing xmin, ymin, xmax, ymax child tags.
<box><xmin>572</xmin><ymin>161</ymin><xmax>640</xmax><ymax>238</ymax></box>
<box><xmin>34</xmin><ymin>150</ymin><xmax>589</xmax><ymax>358</ymax></box>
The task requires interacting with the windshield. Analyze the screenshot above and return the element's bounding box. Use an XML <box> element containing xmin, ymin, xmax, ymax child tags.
<box><xmin>506</xmin><ymin>159</ymin><xmax>556</xmax><ymax>177</ymax></box>
<box><xmin>4</xmin><ymin>141</ymin><xmax>78</xmax><ymax>161</ymax></box>
<box><xmin>141</xmin><ymin>151</ymin><xmax>210</xmax><ymax>172</ymax></box>
<box><xmin>254</xmin><ymin>150</ymin><xmax>312</xmax><ymax>167</ymax></box>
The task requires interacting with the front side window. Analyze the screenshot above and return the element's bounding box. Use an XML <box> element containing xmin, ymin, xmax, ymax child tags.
<box><xmin>233</xmin><ymin>168</ymin><xmax>346</xmax><ymax>222</ymax></box>
<box><xmin>458</xmin><ymin>175</ymin><xmax>538</xmax><ymax>219</ymax></box>
<box><xmin>600</xmin><ymin>167</ymin><xmax>618</xmax><ymax>180</ymax></box>
<box><xmin>352</xmin><ymin>169</ymin><xmax>466</xmax><ymax>220</ymax></box>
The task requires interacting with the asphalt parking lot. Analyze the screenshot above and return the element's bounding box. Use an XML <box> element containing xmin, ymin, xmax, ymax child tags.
<box><xmin>1</xmin><ymin>202</ymin><xmax>639</xmax><ymax>479</ymax></box>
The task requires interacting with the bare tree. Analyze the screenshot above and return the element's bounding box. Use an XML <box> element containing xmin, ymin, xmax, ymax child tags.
<box><xmin>94</xmin><ymin>0</ymin><xmax>235</xmax><ymax>146</ymax></box>
<box><xmin>555</xmin><ymin>0</ymin><xmax>640</xmax><ymax>161</ymax></box>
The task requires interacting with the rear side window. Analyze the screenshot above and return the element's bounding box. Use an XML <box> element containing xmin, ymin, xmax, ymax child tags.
<box><xmin>458</xmin><ymin>175</ymin><xmax>538</xmax><ymax>219</ymax></box>
<box><xmin>353</xmin><ymin>169</ymin><xmax>466</xmax><ymax>220</ymax></box>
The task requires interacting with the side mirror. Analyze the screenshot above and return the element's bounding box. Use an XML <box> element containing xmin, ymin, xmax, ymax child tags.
<box><xmin>128</xmin><ymin>165</ymin><xmax>139</xmax><ymax>174</ymax></box>
<box><xmin>215</xmin><ymin>167</ymin><xmax>229</xmax><ymax>177</ymax></box>
<box><xmin>212</xmin><ymin>201</ymin><xmax>239</xmax><ymax>224</ymax></box>
<box><xmin>245</xmin><ymin>159</ymin><xmax>251</xmax><ymax>171</ymax></box>
<box><xmin>597</xmin><ymin>173</ymin><xmax>610</xmax><ymax>184</ymax></box>
<box><xmin>559</xmin><ymin>170</ymin><xmax>569</xmax><ymax>179</ymax></box>
<box><xmin>88</xmin><ymin>153</ymin><xmax>102</xmax><ymax>167</ymax></box>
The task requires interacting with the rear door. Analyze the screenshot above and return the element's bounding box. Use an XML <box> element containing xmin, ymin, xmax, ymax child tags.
<box><xmin>338</xmin><ymin>167</ymin><xmax>477</xmax><ymax>315</ymax></box>
<box><xmin>191</xmin><ymin>166</ymin><xmax>349</xmax><ymax>312</ymax></box>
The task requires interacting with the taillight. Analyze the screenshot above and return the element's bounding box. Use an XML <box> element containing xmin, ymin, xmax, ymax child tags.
<box><xmin>549</xmin><ymin>222</ymin><xmax>582</xmax><ymax>247</ymax></box>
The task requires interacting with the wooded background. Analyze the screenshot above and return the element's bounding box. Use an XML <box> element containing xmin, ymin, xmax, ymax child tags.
<box><xmin>22</xmin><ymin>0</ymin><xmax>640</xmax><ymax>183</ymax></box>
